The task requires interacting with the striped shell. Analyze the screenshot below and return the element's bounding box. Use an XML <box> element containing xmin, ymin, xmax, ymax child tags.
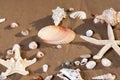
<box><xmin>38</xmin><ymin>25</ymin><xmax>75</xmax><ymax>44</ymax></box>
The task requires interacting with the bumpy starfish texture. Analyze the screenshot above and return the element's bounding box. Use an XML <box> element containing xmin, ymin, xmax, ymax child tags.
<box><xmin>80</xmin><ymin>24</ymin><xmax>120</xmax><ymax>59</ymax></box>
<box><xmin>0</xmin><ymin>44</ymin><xmax>37</xmax><ymax>79</ymax></box>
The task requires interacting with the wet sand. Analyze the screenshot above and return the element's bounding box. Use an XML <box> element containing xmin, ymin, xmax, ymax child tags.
<box><xmin>0</xmin><ymin>0</ymin><xmax>120</xmax><ymax>80</ymax></box>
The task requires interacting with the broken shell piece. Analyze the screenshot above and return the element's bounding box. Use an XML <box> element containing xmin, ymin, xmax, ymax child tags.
<box><xmin>92</xmin><ymin>73</ymin><xmax>116</xmax><ymax>80</ymax></box>
<box><xmin>57</xmin><ymin>68</ymin><xmax>84</xmax><ymax>80</ymax></box>
<box><xmin>80</xmin><ymin>54</ymin><xmax>91</xmax><ymax>58</ymax></box>
<box><xmin>80</xmin><ymin>58</ymin><xmax>88</xmax><ymax>65</ymax></box>
<box><xmin>86</xmin><ymin>30</ymin><xmax>94</xmax><ymax>37</ymax></box>
<box><xmin>61</xmin><ymin>61</ymin><xmax>73</xmax><ymax>68</ymax></box>
<box><xmin>10</xmin><ymin>22</ymin><xmax>19</xmax><ymax>28</ymax></box>
<box><xmin>29</xmin><ymin>41</ymin><xmax>38</xmax><ymax>49</ymax></box>
<box><xmin>33</xmin><ymin>75</ymin><xmax>43</xmax><ymax>80</ymax></box>
<box><xmin>38</xmin><ymin>25</ymin><xmax>75</xmax><ymax>44</ymax></box>
<box><xmin>21</xmin><ymin>30</ymin><xmax>29</xmax><ymax>36</ymax></box>
<box><xmin>56</xmin><ymin>45</ymin><xmax>62</xmax><ymax>49</ymax></box>
<box><xmin>101</xmin><ymin>58</ymin><xmax>112</xmax><ymax>67</ymax></box>
<box><xmin>0</xmin><ymin>18</ymin><xmax>6</xmax><ymax>23</ymax></box>
<box><xmin>86</xmin><ymin>61</ymin><xmax>96</xmax><ymax>69</ymax></box>
<box><xmin>70</xmin><ymin>11</ymin><xmax>86</xmax><ymax>19</ymax></box>
<box><xmin>42</xmin><ymin>64</ymin><xmax>48</xmax><ymax>72</ymax></box>
<box><xmin>44</xmin><ymin>75</ymin><xmax>53</xmax><ymax>80</ymax></box>
<box><xmin>52</xmin><ymin>6</ymin><xmax>66</xmax><ymax>26</ymax></box>
<box><xmin>7</xmin><ymin>50</ymin><xmax>14</xmax><ymax>55</ymax></box>
<box><xmin>37</xmin><ymin>51</ymin><xmax>44</xmax><ymax>58</ymax></box>
<box><xmin>68</xmin><ymin>8</ymin><xmax>74</xmax><ymax>12</ymax></box>
<box><xmin>74</xmin><ymin>61</ymin><xmax>80</xmax><ymax>66</ymax></box>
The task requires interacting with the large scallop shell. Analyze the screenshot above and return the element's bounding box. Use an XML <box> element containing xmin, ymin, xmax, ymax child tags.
<box><xmin>38</xmin><ymin>25</ymin><xmax>75</xmax><ymax>44</ymax></box>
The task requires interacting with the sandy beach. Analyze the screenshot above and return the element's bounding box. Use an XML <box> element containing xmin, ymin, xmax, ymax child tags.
<box><xmin>0</xmin><ymin>0</ymin><xmax>120</xmax><ymax>80</ymax></box>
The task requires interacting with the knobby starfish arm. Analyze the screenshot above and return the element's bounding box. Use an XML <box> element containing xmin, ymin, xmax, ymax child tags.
<box><xmin>93</xmin><ymin>44</ymin><xmax>111</xmax><ymax>59</ymax></box>
<box><xmin>112</xmin><ymin>43</ymin><xmax>120</xmax><ymax>56</ymax></box>
<box><xmin>80</xmin><ymin>35</ymin><xmax>108</xmax><ymax>45</ymax></box>
<box><xmin>107</xmin><ymin>24</ymin><xmax>115</xmax><ymax>40</ymax></box>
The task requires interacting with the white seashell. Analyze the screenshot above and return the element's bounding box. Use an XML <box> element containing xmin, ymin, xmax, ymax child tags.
<box><xmin>0</xmin><ymin>18</ymin><xmax>6</xmax><ymax>23</ymax></box>
<box><xmin>38</xmin><ymin>25</ymin><xmax>75</xmax><ymax>44</ymax></box>
<box><xmin>42</xmin><ymin>64</ymin><xmax>48</xmax><ymax>72</ymax></box>
<box><xmin>70</xmin><ymin>11</ymin><xmax>86</xmax><ymax>19</ymax></box>
<box><xmin>52</xmin><ymin>6</ymin><xmax>66</xmax><ymax>26</ymax></box>
<box><xmin>56</xmin><ymin>44</ymin><xmax>62</xmax><ymax>49</ymax></box>
<box><xmin>92</xmin><ymin>73</ymin><xmax>116</xmax><ymax>80</ymax></box>
<box><xmin>21</xmin><ymin>30</ymin><xmax>29</xmax><ymax>36</ymax></box>
<box><xmin>80</xmin><ymin>58</ymin><xmax>88</xmax><ymax>65</ymax></box>
<box><xmin>7</xmin><ymin>50</ymin><xmax>14</xmax><ymax>55</ymax></box>
<box><xmin>36</xmin><ymin>51</ymin><xmax>44</xmax><ymax>58</ymax></box>
<box><xmin>74</xmin><ymin>61</ymin><xmax>80</xmax><ymax>66</ymax></box>
<box><xmin>10</xmin><ymin>22</ymin><xmax>19</xmax><ymax>28</ymax></box>
<box><xmin>86</xmin><ymin>30</ymin><xmax>94</xmax><ymax>37</ymax></box>
<box><xmin>86</xmin><ymin>61</ymin><xmax>96</xmax><ymax>69</ymax></box>
<box><xmin>101</xmin><ymin>58</ymin><xmax>112</xmax><ymax>67</ymax></box>
<box><xmin>29</xmin><ymin>41</ymin><xmax>38</xmax><ymax>50</ymax></box>
<box><xmin>44</xmin><ymin>75</ymin><xmax>53</xmax><ymax>80</ymax></box>
<box><xmin>80</xmin><ymin>54</ymin><xmax>91</xmax><ymax>58</ymax></box>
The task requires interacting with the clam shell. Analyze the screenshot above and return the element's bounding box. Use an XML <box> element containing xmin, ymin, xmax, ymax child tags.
<box><xmin>38</xmin><ymin>25</ymin><xmax>75</xmax><ymax>44</ymax></box>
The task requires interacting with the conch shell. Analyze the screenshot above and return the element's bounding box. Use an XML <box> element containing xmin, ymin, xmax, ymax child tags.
<box><xmin>38</xmin><ymin>25</ymin><xmax>75</xmax><ymax>44</ymax></box>
<box><xmin>94</xmin><ymin>8</ymin><xmax>120</xmax><ymax>26</ymax></box>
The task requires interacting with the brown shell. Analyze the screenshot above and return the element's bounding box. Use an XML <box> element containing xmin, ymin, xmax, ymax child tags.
<box><xmin>38</xmin><ymin>25</ymin><xmax>75</xmax><ymax>44</ymax></box>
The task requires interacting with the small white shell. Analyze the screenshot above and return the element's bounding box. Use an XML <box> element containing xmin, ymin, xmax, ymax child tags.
<box><xmin>10</xmin><ymin>22</ymin><xmax>19</xmax><ymax>28</ymax></box>
<box><xmin>80</xmin><ymin>58</ymin><xmax>88</xmax><ymax>65</ymax></box>
<box><xmin>42</xmin><ymin>64</ymin><xmax>48</xmax><ymax>72</ymax></box>
<box><xmin>7</xmin><ymin>50</ymin><xmax>14</xmax><ymax>55</ymax></box>
<box><xmin>21</xmin><ymin>30</ymin><xmax>29</xmax><ymax>36</ymax></box>
<box><xmin>86</xmin><ymin>30</ymin><xmax>94</xmax><ymax>37</ymax></box>
<box><xmin>74</xmin><ymin>61</ymin><xmax>80</xmax><ymax>66</ymax></box>
<box><xmin>37</xmin><ymin>51</ymin><xmax>44</xmax><ymax>58</ymax></box>
<box><xmin>86</xmin><ymin>61</ymin><xmax>96</xmax><ymax>69</ymax></box>
<box><xmin>0</xmin><ymin>18</ymin><xmax>6</xmax><ymax>23</ymax></box>
<box><xmin>29</xmin><ymin>41</ymin><xmax>38</xmax><ymax>49</ymax></box>
<box><xmin>70</xmin><ymin>11</ymin><xmax>86</xmax><ymax>19</ymax></box>
<box><xmin>56</xmin><ymin>45</ymin><xmax>62</xmax><ymax>49</ymax></box>
<box><xmin>44</xmin><ymin>75</ymin><xmax>53</xmax><ymax>80</ymax></box>
<box><xmin>101</xmin><ymin>58</ymin><xmax>112</xmax><ymax>67</ymax></box>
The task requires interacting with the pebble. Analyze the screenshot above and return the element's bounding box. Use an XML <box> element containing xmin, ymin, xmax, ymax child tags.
<box><xmin>101</xmin><ymin>58</ymin><xmax>112</xmax><ymax>67</ymax></box>
<box><xmin>29</xmin><ymin>41</ymin><xmax>38</xmax><ymax>49</ymax></box>
<box><xmin>86</xmin><ymin>30</ymin><xmax>94</xmax><ymax>37</ymax></box>
<box><xmin>86</xmin><ymin>61</ymin><xmax>96</xmax><ymax>69</ymax></box>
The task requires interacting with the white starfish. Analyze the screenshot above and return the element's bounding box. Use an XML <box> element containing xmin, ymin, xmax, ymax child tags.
<box><xmin>80</xmin><ymin>24</ymin><xmax>120</xmax><ymax>59</ymax></box>
<box><xmin>0</xmin><ymin>44</ymin><xmax>37</xmax><ymax>79</ymax></box>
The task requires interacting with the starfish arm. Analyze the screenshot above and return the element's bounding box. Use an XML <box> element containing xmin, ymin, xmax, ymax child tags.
<box><xmin>23</xmin><ymin>58</ymin><xmax>37</xmax><ymax>67</ymax></box>
<box><xmin>112</xmin><ymin>43</ymin><xmax>120</xmax><ymax>56</ymax></box>
<box><xmin>107</xmin><ymin>24</ymin><xmax>115</xmax><ymax>40</ymax></box>
<box><xmin>80</xmin><ymin>35</ymin><xmax>108</xmax><ymax>45</ymax></box>
<box><xmin>115</xmin><ymin>40</ymin><xmax>120</xmax><ymax>45</ymax></box>
<box><xmin>0</xmin><ymin>58</ymin><xmax>14</xmax><ymax>68</ymax></box>
<box><xmin>93</xmin><ymin>44</ymin><xmax>111</xmax><ymax>59</ymax></box>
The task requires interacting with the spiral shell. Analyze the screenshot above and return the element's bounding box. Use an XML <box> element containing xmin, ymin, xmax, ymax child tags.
<box><xmin>38</xmin><ymin>25</ymin><xmax>75</xmax><ymax>44</ymax></box>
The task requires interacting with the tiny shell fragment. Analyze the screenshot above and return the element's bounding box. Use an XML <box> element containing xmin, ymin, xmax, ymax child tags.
<box><xmin>21</xmin><ymin>30</ymin><xmax>29</xmax><ymax>36</ymax></box>
<box><xmin>86</xmin><ymin>61</ymin><xmax>96</xmax><ymax>69</ymax></box>
<box><xmin>10</xmin><ymin>22</ymin><xmax>19</xmax><ymax>28</ymax></box>
<box><xmin>29</xmin><ymin>41</ymin><xmax>38</xmax><ymax>49</ymax></box>
<box><xmin>56</xmin><ymin>45</ymin><xmax>62</xmax><ymax>49</ymax></box>
<box><xmin>68</xmin><ymin>8</ymin><xmax>74</xmax><ymax>12</ymax></box>
<box><xmin>7</xmin><ymin>50</ymin><xmax>14</xmax><ymax>55</ymax></box>
<box><xmin>0</xmin><ymin>18</ymin><xmax>6</xmax><ymax>23</ymax></box>
<box><xmin>80</xmin><ymin>58</ymin><xmax>88</xmax><ymax>65</ymax></box>
<box><xmin>74</xmin><ymin>61</ymin><xmax>80</xmax><ymax>66</ymax></box>
<box><xmin>80</xmin><ymin>54</ymin><xmax>91</xmax><ymax>58</ymax></box>
<box><xmin>44</xmin><ymin>75</ymin><xmax>53</xmax><ymax>80</ymax></box>
<box><xmin>42</xmin><ymin>64</ymin><xmax>48</xmax><ymax>72</ymax></box>
<box><xmin>70</xmin><ymin>11</ymin><xmax>86</xmax><ymax>19</ymax></box>
<box><xmin>86</xmin><ymin>30</ymin><xmax>94</xmax><ymax>37</ymax></box>
<box><xmin>37</xmin><ymin>51</ymin><xmax>44</xmax><ymax>58</ymax></box>
<box><xmin>101</xmin><ymin>58</ymin><xmax>112</xmax><ymax>67</ymax></box>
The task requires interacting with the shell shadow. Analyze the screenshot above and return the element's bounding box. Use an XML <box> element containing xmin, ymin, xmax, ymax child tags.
<box><xmin>31</xmin><ymin>15</ymin><xmax>53</xmax><ymax>31</ymax></box>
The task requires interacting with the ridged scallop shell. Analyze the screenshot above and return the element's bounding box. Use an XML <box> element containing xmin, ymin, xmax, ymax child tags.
<box><xmin>38</xmin><ymin>25</ymin><xmax>75</xmax><ymax>44</ymax></box>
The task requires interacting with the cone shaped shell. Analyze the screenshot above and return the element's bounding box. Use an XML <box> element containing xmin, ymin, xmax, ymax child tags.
<box><xmin>38</xmin><ymin>25</ymin><xmax>75</xmax><ymax>44</ymax></box>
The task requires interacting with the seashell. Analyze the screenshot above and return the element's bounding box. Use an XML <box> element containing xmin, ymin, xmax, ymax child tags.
<box><xmin>56</xmin><ymin>44</ymin><xmax>62</xmax><ymax>49</ymax></box>
<box><xmin>92</xmin><ymin>73</ymin><xmax>116</xmax><ymax>80</ymax></box>
<box><xmin>101</xmin><ymin>58</ymin><xmax>112</xmax><ymax>67</ymax></box>
<box><xmin>52</xmin><ymin>6</ymin><xmax>66</xmax><ymax>26</ymax></box>
<box><xmin>80</xmin><ymin>54</ymin><xmax>91</xmax><ymax>58</ymax></box>
<box><xmin>36</xmin><ymin>51</ymin><xmax>44</xmax><ymax>58</ymax></box>
<box><xmin>32</xmin><ymin>75</ymin><xmax>43</xmax><ymax>80</ymax></box>
<box><xmin>0</xmin><ymin>18</ymin><xmax>6</xmax><ymax>23</ymax></box>
<box><xmin>69</xmin><ymin>11</ymin><xmax>86</xmax><ymax>19</ymax></box>
<box><xmin>38</xmin><ymin>25</ymin><xmax>75</xmax><ymax>44</ymax></box>
<box><xmin>86</xmin><ymin>30</ymin><xmax>94</xmax><ymax>37</ymax></box>
<box><xmin>94</xmin><ymin>8</ymin><xmax>120</xmax><ymax>26</ymax></box>
<box><xmin>10</xmin><ymin>22</ymin><xmax>19</xmax><ymax>28</ymax></box>
<box><xmin>44</xmin><ymin>75</ymin><xmax>53</xmax><ymax>80</ymax></box>
<box><xmin>86</xmin><ymin>61</ymin><xmax>96</xmax><ymax>69</ymax></box>
<box><xmin>29</xmin><ymin>41</ymin><xmax>38</xmax><ymax>49</ymax></box>
<box><xmin>74</xmin><ymin>61</ymin><xmax>80</xmax><ymax>66</ymax></box>
<box><xmin>7</xmin><ymin>50</ymin><xmax>14</xmax><ymax>55</ymax></box>
<box><xmin>80</xmin><ymin>58</ymin><xmax>88</xmax><ymax>65</ymax></box>
<box><xmin>21</xmin><ymin>29</ymin><xmax>29</xmax><ymax>36</ymax></box>
<box><xmin>42</xmin><ymin>64</ymin><xmax>48</xmax><ymax>72</ymax></box>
